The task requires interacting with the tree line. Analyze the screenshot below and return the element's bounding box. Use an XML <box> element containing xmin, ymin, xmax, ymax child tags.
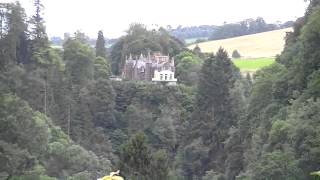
<box><xmin>169</xmin><ymin>18</ymin><xmax>294</xmax><ymax>41</ymax></box>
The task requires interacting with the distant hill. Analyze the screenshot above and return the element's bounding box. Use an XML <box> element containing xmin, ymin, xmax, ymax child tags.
<box><xmin>169</xmin><ymin>18</ymin><xmax>294</xmax><ymax>42</ymax></box>
<box><xmin>188</xmin><ymin>28</ymin><xmax>292</xmax><ymax>58</ymax></box>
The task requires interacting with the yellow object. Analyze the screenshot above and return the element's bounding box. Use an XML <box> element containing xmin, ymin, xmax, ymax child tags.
<box><xmin>101</xmin><ymin>175</ymin><xmax>124</xmax><ymax>180</ymax></box>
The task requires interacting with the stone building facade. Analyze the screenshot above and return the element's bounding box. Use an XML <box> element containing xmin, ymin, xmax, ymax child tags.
<box><xmin>122</xmin><ymin>52</ymin><xmax>177</xmax><ymax>85</ymax></box>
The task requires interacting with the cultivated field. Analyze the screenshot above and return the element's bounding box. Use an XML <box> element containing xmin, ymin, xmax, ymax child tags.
<box><xmin>233</xmin><ymin>58</ymin><xmax>275</xmax><ymax>72</ymax></box>
<box><xmin>188</xmin><ymin>28</ymin><xmax>292</xmax><ymax>58</ymax></box>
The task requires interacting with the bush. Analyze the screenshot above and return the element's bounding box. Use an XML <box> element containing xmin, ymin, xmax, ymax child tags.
<box><xmin>232</xmin><ymin>50</ymin><xmax>241</xmax><ymax>58</ymax></box>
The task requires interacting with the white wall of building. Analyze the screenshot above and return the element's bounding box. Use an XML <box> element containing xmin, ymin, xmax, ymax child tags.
<box><xmin>152</xmin><ymin>70</ymin><xmax>177</xmax><ymax>83</ymax></box>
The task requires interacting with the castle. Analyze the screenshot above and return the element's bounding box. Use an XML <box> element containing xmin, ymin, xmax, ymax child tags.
<box><xmin>122</xmin><ymin>52</ymin><xmax>177</xmax><ymax>85</ymax></box>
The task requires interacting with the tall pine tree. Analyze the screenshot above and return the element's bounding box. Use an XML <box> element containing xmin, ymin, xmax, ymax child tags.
<box><xmin>183</xmin><ymin>48</ymin><xmax>239</xmax><ymax>179</ymax></box>
<box><xmin>30</xmin><ymin>0</ymin><xmax>47</xmax><ymax>45</ymax></box>
<box><xmin>95</xmin><ymin>30</ymin><xmax>106</xmax><ymax>58</ymax></box>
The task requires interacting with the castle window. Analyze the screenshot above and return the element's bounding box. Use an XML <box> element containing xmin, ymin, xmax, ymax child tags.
<box><xmin>160</xmin><ymin>74</ymin><xmax>163</xmax><ymax>80</ymax></box>
<box><xmin>165</xmin><ymin>74</ymin><xmax>168</xmax><ymax>80</ymax></box>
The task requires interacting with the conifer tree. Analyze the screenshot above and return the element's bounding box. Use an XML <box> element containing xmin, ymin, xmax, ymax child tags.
<box><xmin>0</xmin><ymin>2</ymin><xmax>29</xmax><ymax>67</ymax></box>
<box><xmin>119</xmin><ymin>132</ymin><xmax>152</xmax><ymax>179</ymax></box>
<box><xmin>95</xmin><ymin>30</ymin><xmax>106</xmax><ymax>58</ymax></box>
<box><xmin>232</xmin><ymin>50</ymin><xmax>241</xmax><ymax>58</ymax></box>
<box><xmin>193</xmin><ymin>44</ymin><xmax>201</xmax><ymax>55</ymax></box>
<box><xmin>195</xmin><ymin>48</ymin><xmax>236</xmax><ymax>140</ymax></box>
<box><xmin>31</xmin><ymin>0</ymin><xmax>47</xmax><ymax>44</ymax></box>
<box><xmin>185</xmin><ymin>48</ymin><xmax>238</xmax><ymax>178</ymax></box>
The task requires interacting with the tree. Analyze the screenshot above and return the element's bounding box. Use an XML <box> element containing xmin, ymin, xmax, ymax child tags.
<box><xmin>95</xmin><ymin>30</ymin><xmax>106</xmax><ymax>58</ymax></box>
<box><xmin>30</xmin><ymin>0</ymin><xmax>48</xmax><ymax>49</ymax></box>
<box><xmin>175</xmin><ymin>51</ymin><xmax>202</xmax><ymax>86</ymax></box>
<box><xmin>251</xmin><ymin>150</ymin><xmax>303</xmax><ymax>180</ymax></box>
<box><xmin>184</xmin><ymin>48</ymin><xmax>239</xmax><ymax>178</ymax></box>
<box><xmin>119</xmin><ymin>132</ymin><xmax>170</xmax><ymax>180</ymax></box>
<box><xmin>232</xmin><ymin>50</ymin><xmax>241</xmax><ymax>59</ymax></box>
<box><xmin>150</xmin><ymin>150</ymin><xmax>169</xmax><ymax>180</ymax></box>
<box><xmin>195</xmin><ymin>48</ymin><xmax>236</xmax><ymax>131</ymax></box>
<box><xmin>64</xmin><ymin>36</ymin><xmax>94</xmax><ymax>86</ymax></box>
<box><xmin>241</xmin><ymin>3</ymin><xmax>320</xmax><ymax>179</ymax></box>
<box><xmin>0</xmin><ymin>2</ymin><xmax>29</xmax><ymax>68</ymax></box>
<box><xmin>193</xmin><ymin>44</ymin><xmax>201</xmax><ymax>54</ymax></box>
<box><xmin>94</xmin><ymin>56</ymin><xmax>111</xmax><ymax>79</ymax></box>
<box><xmin>119</xmin><ymin>132</ymin><xmax>152</xmax><ymax>180</ymax></box>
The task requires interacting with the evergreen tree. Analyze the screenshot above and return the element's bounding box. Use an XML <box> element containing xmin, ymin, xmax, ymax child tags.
<box><xmin>232</xmin><ymin>50</ymin><xmax>241</xmax><ymax>58</ymax></box>
<box><xmin>184</xmin><ymin>48</ymin><xmax>239</xmax><ymax>178</ymax></box>
<box><xmin>195</xmin><ymin>48</ymin><xmax>236</xmax><ymax>135</ymax></box>
<box><xmin>0</xmin><ymin>2</ymin><xmax>29</xmax><ymax>68</ymax></box>
<box><xmin>95</xmin><ymin>30</ymin><xmax>106</xmax><ymax>58</ymax></box>
<box><xmin>30</xmin><ymin>0</ymin><xmax>47</xmax><ymax>47</ymax></box>
<box><xmin>119</xmin><ymin>132</ymin><xmax>152</xmax><ymax>180</ymax></box>
<box><xmin>193</xmin><ymin>44</ymin><xmax>201</xmax><ymax>55</ymax></box>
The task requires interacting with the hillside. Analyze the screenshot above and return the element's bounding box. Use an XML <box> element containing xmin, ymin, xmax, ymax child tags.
<box><xmin>189</xmin><ymin>28</ymin><xmax>292</xmax><ymax>58</ymax></box>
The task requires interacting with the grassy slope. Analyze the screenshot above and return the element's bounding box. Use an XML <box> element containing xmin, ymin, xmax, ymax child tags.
<box><xmin>188</xmin><ymin>28</ymin><xmax>292</xmax><ymax>58</ymax></box>
<box><xmin>233</xmin><ymin>58</ymin><xmax>275</xmax><ymax>71</ymax></box>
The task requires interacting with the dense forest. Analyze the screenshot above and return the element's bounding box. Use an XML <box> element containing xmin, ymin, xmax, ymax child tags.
<box><xmin>1</xmin><ymin>0</ymin><xmax>320</xmax><ymax>180</ymax></box>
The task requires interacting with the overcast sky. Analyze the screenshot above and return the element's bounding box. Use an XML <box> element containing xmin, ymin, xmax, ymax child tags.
<box><xmin>4</xmin><ymin>0</ymin><xmax>308</xmax><ymax>38</ymax></box>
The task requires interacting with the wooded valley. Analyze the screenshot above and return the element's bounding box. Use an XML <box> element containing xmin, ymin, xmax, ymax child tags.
<box><xmin>1</xmin><ymin>0</ymin><xmax>320</xmax><ymax>180</ymax></box>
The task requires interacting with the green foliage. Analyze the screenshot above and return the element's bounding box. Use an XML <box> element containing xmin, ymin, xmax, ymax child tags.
<box><xmin>119</xmin><ymin>132</ymin><xmax>152</xmax><ymax>179</ymax></box>
<box><xmin>119</xmin><ymin>132</ymin><xmax>170</xmax><ymax>180</ymax></box>
<box><xmin>95</xmin><ymin>30</ymin><xmax>106</xmax><ymax>58</ymax></box>
<box><xmin>67</xmin><ymin>171</ymin><xmax>92</xmax><ymax>180</ymax></box>
<box><xmin>241</xmin><ymin>3</ymin><xmax>320</xmax><ymax>180</ymax></box>
<box><xmin>0</xmin><ymin>94</ymin><xmax>109</xmax><ymax>179</ymax></box>
<box><xmin>0</xmin><ymin>2</ymin><xmax>29</xmax><ymax>68</ymax></box>
<box><xmin>110</xmin><ymin>23</ymin><xmax>183</xmax><ymax>74</ymax></box>
<box><xmin>182</xmin><ymin>48</ymin><xmax>244</xmax><ymax>179</ymax></box>
<box><xmin>150</xmin><ymin>150</ymin><xmax>170</xmax><ymax>180</ymax></box>
<box><xmin>9</xmin><ymin>165</ymin><xmax>57</xmax><ymax>180</ymax></box>
<box><xmin>175</xmin><ymin>51</ymin><xmax>202</xmax><ymax>86</ymax></box>
<box><xmin>3</xmin><ymin>1</ymin><xmax>320</xmax><ymax>180</ymax></box>
<box><xmin>251</xmin><ymin>150</ymin><xmax>303</xmax><ymax>180</ymax></box>
<box><xmin>0</xmin><ymin>3</ymin><xmax>113</xmax><ymax>178</ymax></box>
<box><xmin>202</xmin><ymin>170</ymin><xmax>226</xmax><ymax>180</ymax></box>
<box><xmin>94</xmin><ymin>56</ymin><xmax>111</xmax><ymax>79</ymax></box>
<box><xmin>64</xmin><ymin>36</ymin><xmax>94</xmax><ymax>86</ymax></box>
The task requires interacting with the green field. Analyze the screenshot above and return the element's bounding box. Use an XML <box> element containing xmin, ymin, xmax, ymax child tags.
<box><xmin>185</xmin><ymin>37</ymin><xmax>208</xmax><ymax>44</ymax></box>
<box><xmin>233</xmin><ymin>57</ymin><xmax>275</xmax><ymax>71</ymax></box>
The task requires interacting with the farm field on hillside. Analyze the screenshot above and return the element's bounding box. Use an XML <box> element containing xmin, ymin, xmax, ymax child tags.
<box><xmin>189</xmin><ymin>28</ymin><xmax>292</xmax><ymax>58</ymax></box>
<box><xmin>233</xmin><ymin>58</ymin><xmax>275</xmax><ymax>71</ymax></box>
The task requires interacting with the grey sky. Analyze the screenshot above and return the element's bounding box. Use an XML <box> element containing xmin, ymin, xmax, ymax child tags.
<box><xmin>4</xmin><ymin>0</ymin><xmax>308</xmax><ymax>38</ymax></box>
